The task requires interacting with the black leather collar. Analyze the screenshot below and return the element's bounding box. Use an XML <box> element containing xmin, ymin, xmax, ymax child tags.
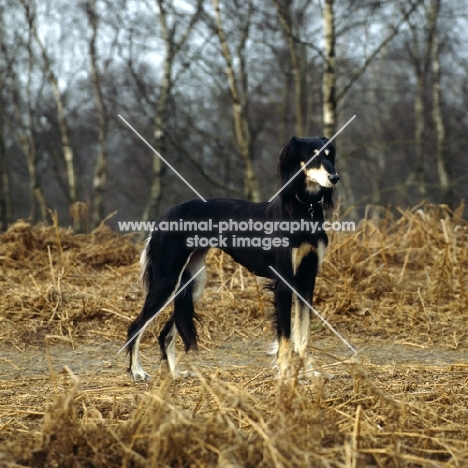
<box><xmin>295</xmin><ymin>193</ymin><xmax>323</xmax><ymax>218</ymax></box>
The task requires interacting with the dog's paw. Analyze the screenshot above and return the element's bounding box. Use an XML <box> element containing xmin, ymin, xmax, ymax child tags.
<box><xmin>274</xmin><ymin>365</ymin><xmax>296</xmax><ymax>382</ymax></box>
<box><xmin>133</xmin><ymin>371</ymin><xmax>151</xmax><ymax>381</ymax></box>
<box><xmin>274</xmin><ymin>361</ymin><xmax>335</xmax><ymax>385</ymax></box>
<box><xmin>299</xmin><ymin>363</ymin><xmax>335</xmax><ymax>383</ymax></box>
<box><xmin>267</xmin><ymin>341</ymin><xmax>279</xmax><ymax>356</ymax></box>
<box><xmin>173</xmin><ymin>369</ymin><xmax>197</xmax><ymax>379</ymax></box>
<box><xmin>130</xmin><ymin>366</ymin><xmax>151</xmax><ymax>381</ymax></box>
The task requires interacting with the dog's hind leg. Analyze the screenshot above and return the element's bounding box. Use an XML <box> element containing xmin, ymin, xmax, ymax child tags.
<box><xmin>158</xmin><ymin>314</ymin><xmax>178</xmax><ymax>377</ymax></box>
<box><xmin>158</xmin><ymin>249</ymin><xmax>208</xmax><ymax>379</ymax></box>
<box><xmin>126</xmin><ymin>245</ymin><xmax>195</xmax><ymax>381</ymax></box>
<box><xmin>127</xmin><ymin>330</ymin><xmax>149</xmax><ymax>381</ymax></box>
<box><xmin>158</xmin><ymin>281</ymin><xmax>196</xmax><ymax>378</ymax></box>
<box><xmin>127</xmin><ymin>276</ymin><xmax>181</xmax><ymax>381</ymax></box>
<box><xmin>189</xmin><ymin>250</ymin><xmax>208</xmax><ymax>304</ymax></box>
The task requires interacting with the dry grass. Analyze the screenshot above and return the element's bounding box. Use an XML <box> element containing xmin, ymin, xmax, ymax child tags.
<box><xmin>0</xmin><ymin>204</ymin><xmax>468</xmax><ymax>467</ymax></box>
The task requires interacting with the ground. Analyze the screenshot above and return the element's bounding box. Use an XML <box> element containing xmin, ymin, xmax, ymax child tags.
<box><xmin>0</xmin><ymin>205</ymin><xmax>468</xmax><ymax>467</ymax></box>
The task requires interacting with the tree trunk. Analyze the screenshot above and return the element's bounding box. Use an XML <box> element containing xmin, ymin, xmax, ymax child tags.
<box><xmin>273</xmin><ymin>0</ymin><xmax>306</xmax><ymax>136</ymax></box>
<box><xmin>140</xmin><ymin>0</ymin><xmax>203</xmax><ymax>222</ymax></box>
<box><xmin>322</xmin><ymin>1</ymin><xmax>422</xmax><ymax>214</ymax></box>
<box><xmin>212</xmin><ymin>0</ymin><xmax>260</xmax><ymax>201</ymax></box>
<box><xmin>41</xmin><ymin>54</ymin><xmax>76</xmax><ymax>206</ymax></box>
<box><xmin>0</xmin><ymin>30</ymin><xmax>12</xmax><ymax>230</ymax></box>
<box><xmin>0</xmin><ymin>103</ymin><xmax>11</xmax><ymax>231</ymax></box>
<box><xmin>25</xmin><ymin>3</ymin><xmax>46</xmax><ymax>223</ymax></box>
<box><xmin>408</xmin><ymin>0</ymin><xmax>438</xmax><ymax>200</ymax></box>
<box><xmin>322</xmin><ymin>0</ymin><xmax>357</xmax><ymax>213</ymax></box>
<box><xmin>142</xmin><ymin>0</ymin><xmax>172</xmax><ymax>223</ymax></box>
<box><xmin>88</xmin><ymin>0</ymin><xmax>107</xmax><ymax>229</ymax></box>
<box><xmin>88</xmin><ymin>0</ymin><xmax>108</xmax><ymax>230</ymax></box>
<box><xmin>23</xmin><ymin>0</ymin><xmax>78</xmax><ymax>227</ymax></box>
<box><xmin>430</xmin><ymin>0</ymin><xmax>451</xmax><ymax>206</ymax></box>
<box><xmin>322</xmin><ymin>0</ymin><xmax>336</xmax><ymax>140</ymax></box>
<box><xmin>277</xmin><ymin>70</ymin><xmax>291</xmax><ymax>145</ymax></box>
<box><xmin>413</xmin><ymin>72</ymin><xmax>426</xmax><ymax>197</ymax></box>
<box><xmin>368</xmin><ymin>54</ymin><xmax>388</xmax><ymax>218</ymax></box>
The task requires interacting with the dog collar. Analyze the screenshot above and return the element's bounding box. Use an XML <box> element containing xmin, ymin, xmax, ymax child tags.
<box><xmin>308</xmin><ymin>200</ymin><xmax>322</xmax><ymax>218</ymax></box>
<box><xmin>295</xmin><ymin>193</ymin><xmax>322</xmax><ymax>218</ymax></box>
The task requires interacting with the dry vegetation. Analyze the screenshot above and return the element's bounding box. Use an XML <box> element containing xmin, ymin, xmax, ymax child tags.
<box><xmin>1</xmin><ymin>204</ymin><xmax>468</xmax><ymax>467</ymax></box>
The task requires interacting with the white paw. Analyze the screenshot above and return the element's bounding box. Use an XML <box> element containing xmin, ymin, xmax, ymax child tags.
<box><xmin>267</xmin><ymin>341</ymin><xmax>279</xmax><ymax>356</ymax></box>
<box><xmin>275</xmin><ymin>362</ymin><xmax>335</xmax><ymax>384</ymax></box>
<box><xmin>300</xmin><ymin>366</ymin><xmax>335</xmax><ymax>383</ymax></box>
<box><xmin>173</xmin><ymin>369</ymin><xmax>197</xmax><ymax>379</ymax></box>
<box><xmin>130</xmin><ymin>366</ymin><xmax>151</xmax><ymax>381</ymax></box>
<box><xmin>274</xmin><ymin>365</ymin><xmax>296</xmax><ymax>382</ymax></box>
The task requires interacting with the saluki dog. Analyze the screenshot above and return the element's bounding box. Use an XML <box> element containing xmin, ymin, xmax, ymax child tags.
<box><xmin>125</xmin><ymin>136</ymin><xmax>339</xmax><ymax>381</ymax></box>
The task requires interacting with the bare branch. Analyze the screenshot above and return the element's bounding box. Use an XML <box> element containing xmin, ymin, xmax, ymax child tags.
<box><xmin>337</xmin><ymin>0</ymin><xmax>424</xmax><ymax>103</ymax></box>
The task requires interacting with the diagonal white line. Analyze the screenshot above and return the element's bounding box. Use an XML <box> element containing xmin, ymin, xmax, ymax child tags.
<box><xmin>268</xmin><ymin>115</ymin><xmax>357</xmax><ymax>203</ymax></box>
<box><xmin>118</xmin><ymin>114</ymin><xmax>207</xmax><ymax>202</ymax></box>
<box><xmin>269</xmin><ymin>266</ymin><xmax>357</xmax><ymax>354</ymax></box>
<box><xmin>117</xmin><ymin>265</ymin><xmax>207</xmax><ymax>354</ymax></box>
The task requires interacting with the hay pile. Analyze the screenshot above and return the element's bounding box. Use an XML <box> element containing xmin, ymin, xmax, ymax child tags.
<box><xmin>319</xmin><ymin>203</ymin><xmax>468</xmax><ymax>349</ymax></box>
<box><xmin>0</xmin><ymin>204</ymin><xmax>467</xmax><ymax>467</ymax></box>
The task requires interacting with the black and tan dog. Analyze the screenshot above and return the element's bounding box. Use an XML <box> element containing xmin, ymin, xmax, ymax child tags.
<box><xmin>125</xmin><ymin>136</ymin><xmax>339</xmax><ymax>381</ymax></box>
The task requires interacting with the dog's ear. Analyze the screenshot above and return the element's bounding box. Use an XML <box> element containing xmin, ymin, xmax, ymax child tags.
<box><xmin>320</xmin><ymin>136</ymin><xmax>335</xmax><ymax>208</ymax></box>
<box><xmin>322</xmin><ymin>187</ymin><xmax>335</xmax><ymax>210</ymax></box>
<box><xmin>277</xmin><ymin>137</ymin><xmax>300</xmax><ymax>210</ymax></box>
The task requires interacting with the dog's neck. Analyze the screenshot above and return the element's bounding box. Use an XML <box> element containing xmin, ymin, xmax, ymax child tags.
<box><xmin>291</xmin><ymin>191</ymin><xmax>324</xmax><ymax>219</ymax></box>
<box><xmin>296</xmin><ymin>190</ymin><xmax>323</xmax><ymax>204</ymax></box>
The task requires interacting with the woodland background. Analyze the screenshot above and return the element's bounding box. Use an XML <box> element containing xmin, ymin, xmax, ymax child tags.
<box><xmin>0</xmin><ymin>0</ymin><xmax>467</xmax><ymax>231</ymax></box>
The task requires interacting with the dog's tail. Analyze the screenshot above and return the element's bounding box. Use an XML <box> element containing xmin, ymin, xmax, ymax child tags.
<box><xmin>121</xmin><ymin>236</ymin><xmax>152</xmax><ymax>355</ymax></box>
<box><xmin>140</xmin><ymin>235</ymin><xmax>152</xmax><ymax>295</ymax></box>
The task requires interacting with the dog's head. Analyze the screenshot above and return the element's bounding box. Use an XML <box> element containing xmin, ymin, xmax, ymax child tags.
<box><xmin>278</xmin><ymin>136</ymin><xmax>339</xmax><ymax>211</ymax></box>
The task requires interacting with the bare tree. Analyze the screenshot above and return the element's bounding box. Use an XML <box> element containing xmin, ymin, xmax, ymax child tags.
<box><xmin>0</xmin><ymin>0</ymin><xmax>466</xmax><ymax>228</ymax></box>
<box><xmin>322</xmin><ymin>0</ymin><xmax>336</xmax><ymax>140</ymax></box>
<box><xmin>9</xmin><ymin>3</ymin><xmax>47</xmax><ymax>223</ymax></box>
<box><xmin>21</xmin><ymin>0</ymin><xmax>78</xmax><ymax>222</ymax></box>
<box><xmin>0</xmin><ymin>7</ymin><xmax>13</xmax><ymax>229</ymax></box>
<box><xmin>0</xmin><ymin>95</ymin><xmax>8</xmax><ymax>230</ymax></box>
<box><xmin>212</xmin><ymin>0</ymin><xmax>260</xmax><ymax>202</ymax></box>
<box><xmin>272</xmin><ymin>0</ymin><xmax>310</xmax><ymax>137</ymax></box>
<box><xmin>87</xmin><ymin>0</ymin><xmax>108</xmax><ymax>229</ymax></box>
<box><xmin>324</xmin><ymin>0</ymin><xmax>423</xmax><ymax>213</ymax></box>
<box><xmin>129</xmin><ymin>0</ymin><xmax>204</xmax><ymax>223</ymax></box>
<box><xmin>404</xmin><ymin>0</ymin><xmax>440</xmax><ymax>198</ymax></box>
<box><xmin>430</xmin><ymin>0</ymin><xmax>451</xmax><ymax>206</ymax></box>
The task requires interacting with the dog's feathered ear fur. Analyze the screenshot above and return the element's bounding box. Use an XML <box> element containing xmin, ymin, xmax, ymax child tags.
<box><xmin>320</xmin><ymin>136</ymin><xmax>336</xmax><ymax>209</ymax></box>
<box><xmin>322</xmin><ymin>188</ymin><xmax>334</xmax><ymax>209</ymax></box>
<box><xmin>277</xmin><ymin>136</ymin><xmax>300</xmax><ymax>212</ymax></box>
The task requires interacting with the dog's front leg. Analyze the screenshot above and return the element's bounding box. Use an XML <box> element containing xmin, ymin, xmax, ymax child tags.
<box><xmin>274</xmin><ymin>281</ymin><xmax>297</xmax><ymax>379</ymax></box>
<box><xmin>292</xmin><ymin>294</ymin><xmax>311</xmax><ymax>361</ymax></box>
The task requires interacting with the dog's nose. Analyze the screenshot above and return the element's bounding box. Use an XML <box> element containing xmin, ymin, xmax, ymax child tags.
<box><xmin>328</xmin><ymin>173</ymin><xmax>340</xmax><ymax>185</ymax></box>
